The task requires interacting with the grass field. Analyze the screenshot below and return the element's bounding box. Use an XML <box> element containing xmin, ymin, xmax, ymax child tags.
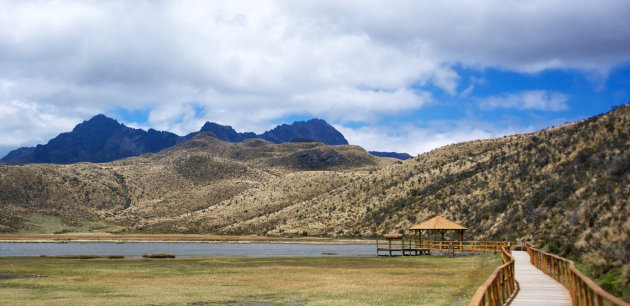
<box><xmin>0</xmin><ymin>255</ymin><xmax>500</xmax><ymax>305</ymax></box>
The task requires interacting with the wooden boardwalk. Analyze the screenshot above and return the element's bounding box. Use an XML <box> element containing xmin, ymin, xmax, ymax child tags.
<box><xmin>509</xmin><ymin>251</ymin><xmax>571</xmax><ymax>306</ymax></box>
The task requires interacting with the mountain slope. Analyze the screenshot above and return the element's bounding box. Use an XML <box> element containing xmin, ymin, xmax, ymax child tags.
<box><xmin>259</xmin><ymin>119</ymin><xmax>348</xmax><ymax>145</ymax></box>
<box><xmin>197</xmin><ymin>122</ymin><xmax>257</xmax><ymax>142</ymax></box>
<box><xmin>0</xmin><ymin>133</ymin><xmax>386</xmax><ymax>234</ymax></box>
<box><xmin>0</xmin><ymin>147</ymin><xmax>35</xmax><ymax>164</ymax></box>
<box><xmin>194</xmin><ymin>118</ymin><xmax>348</xmax><ymax>145</ymax></box>
<box><xmin>193</xmin><ymin>105</ymin><xmax>629</xmax><ymax>243</ymax></box>
<box><xmin>1</xmin><ymin>115</ymin><xmax>182</xmax><ymax>164</ymax></box>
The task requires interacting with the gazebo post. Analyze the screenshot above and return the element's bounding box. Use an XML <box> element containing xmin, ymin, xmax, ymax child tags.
<box><xmin>413</xmin><ymin>230</ymin><xmax>418</xmax><ymax>248</ymax></box>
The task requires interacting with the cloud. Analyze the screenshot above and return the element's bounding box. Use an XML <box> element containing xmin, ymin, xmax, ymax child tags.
<box><xmin>0</xmin><ymin>99</ymin><xmax>82</xmax><ymax>149</ymax></box>
<box><xmin>285</xmin><ymin>0</ymin><xmax>630</xmax><ymax>73</ymax></box>
<box><xmin>479</xmin><ymin>90</ymin><xmax>569</xmax><ymax>111</ymax></box>
<box><xmin>0</xmin><ymin>0</ymin><xmax>628</xmax><ymax>155</ymax></box>
<box><xmin>336</xmin><ymin>120</ymin><xmax>525</xmax><ymax>156</ymax></box>
<box><xmin>460</xmin><ymin>85</ymin><xmax>475</xmax><ymax>98</ymax></box>
<box><xmin>292</xmin><ymin>87</ymin><xmax>431</xmax><ymax>122</ymax></box>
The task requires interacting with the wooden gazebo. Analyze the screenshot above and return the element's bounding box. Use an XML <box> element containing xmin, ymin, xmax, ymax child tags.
<box><xmin>409</xmin><ymin>216</ymin><xmax>468</xmax><ymax>248</ymax></box>
<box><xmin>377</xmin><ymin>217</ymin><xmax>510</xmax><ymax>256</ymax></box>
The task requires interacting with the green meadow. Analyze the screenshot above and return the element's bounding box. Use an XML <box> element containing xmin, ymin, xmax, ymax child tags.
<box><xmin>0</xmin><ymin>254</ymin><xmax>500</xmax><ymax>305</ymax></box>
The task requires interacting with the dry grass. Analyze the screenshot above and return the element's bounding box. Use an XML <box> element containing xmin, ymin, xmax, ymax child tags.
<box><xmin>0</xmin><ymin>233</ymin><xmax>374</xmax><ymax>244</ymax></box>
<box><xmin>0</xmin><ymin>254</ymin><xmax>501</xmax><ymax>305</ymax></box>
<box><xmin>0</xmin><ymin>136</ymin><xmax>388</xmax><ymax>234</ymax></box>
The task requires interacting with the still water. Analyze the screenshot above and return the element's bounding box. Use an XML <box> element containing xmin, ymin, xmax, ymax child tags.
<box><xmin>0</xmin><ymin>242</ymin><xmax>375</xmax><ymax>257</ymax></box>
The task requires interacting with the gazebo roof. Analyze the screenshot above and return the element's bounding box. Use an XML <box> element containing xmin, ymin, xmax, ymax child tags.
<box><xmin>409</xmin><ymin>216</ymin><xmax>468</xmax><ymax>230</ymax></box>
<box><xmin>384</xmin><ymin>233</ymin><xmax>404</xmax><ymax>239</ymax></box>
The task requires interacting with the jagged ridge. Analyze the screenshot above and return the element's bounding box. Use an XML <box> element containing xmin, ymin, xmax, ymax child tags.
<box><xmin>1</xmin><ymin>116</ymin><xmax>354</xmax><ymax>165</ymax></box>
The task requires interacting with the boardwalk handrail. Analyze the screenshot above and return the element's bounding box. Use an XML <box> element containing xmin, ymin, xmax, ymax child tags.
<box><xmin>376</xmin><ymin>239</ymin><xmax>512</xmax><ymax>256</ymax></box>
<box><xmin>429</xmin><ymin>241</ymin><xmax>511</xmax><ymax>253</ymax></box>
<box><xmin>526</xmin><ymin>243</ymin><xmax>629</xmax><ymax>306</ymax></box>
<box><xmin>469</xmin><ymin>246</ymin><xmax>516</xmax><ymax>306</ymax></box>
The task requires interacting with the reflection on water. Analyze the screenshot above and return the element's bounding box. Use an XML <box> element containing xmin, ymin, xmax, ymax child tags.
<box><xmin>0</xmin><ymin>242</ymin><xmax>374</xmax><ymax>257</ymax></box>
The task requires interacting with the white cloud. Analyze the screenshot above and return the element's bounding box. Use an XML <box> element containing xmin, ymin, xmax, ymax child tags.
<box><xmin>0</xmin><ymin>100</ymin><xmax>82</xmax><ymax>148</ymax></box>
<box><xmin>460</xmin><ymin>85</ymin><xmax>475</xmax><ymax>97</ymax></box>
<box><xmin>0</xmin><ymin>0</ymin><xmax>629</xmax><ymax>156</ymax></box>
<box><xmin>480</xmin><ymin>90</ymin><xmax>569</xmax><ymax>111</ymax></box>
<box><xmin>292</xmin><ymin>87</ymin><xmax>431</xmax><ymax>122</ymax></box>
<box><xmin>337</xmin><ymin>124</ymin><xmax>489</xmax><ymax>156</ymax></box>
<box><xmin>284</xmin><ymin>0</ymin><xmax>630</xmax><ymax>72</ymax></box>
<box><xmin>336</xmin><ymin>120</ymin><xmax>528</xmax><ymax>156</ymax></box>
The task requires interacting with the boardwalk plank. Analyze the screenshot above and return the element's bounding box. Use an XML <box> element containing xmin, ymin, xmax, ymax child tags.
<box><xmin>509</xmin><ymin>251</ymin><xmax>571</xmax><ymax>306</ymax></box>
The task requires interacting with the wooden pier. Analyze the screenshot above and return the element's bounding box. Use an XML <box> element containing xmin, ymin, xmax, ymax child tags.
<box><xmin>376</xmin><ymin>216</ymin><xmax>510</xmax><ymax>256</ymax></box>
<box><xmin>376</xmin><ymin>236</ymin><xmax>429</xmax><ymax>256</ymax></box>
<box><xmin>376</xmin><ymin>238</ymin><xmax>511</xmax><ymax>256</ymax></box>
<box><xmin>509</xmin><ymin>251</ymin><xmax>571</xmax><ymax>305</ymax></box>
<box><xmin>377</xmin><ymin>217</ymin><xmax>628</xmax><ymax>305</ymax></box>
<box><xmin>470</xmin><ymin>244</ymin><xmax>629</xmax><ymax>306</ymax></box>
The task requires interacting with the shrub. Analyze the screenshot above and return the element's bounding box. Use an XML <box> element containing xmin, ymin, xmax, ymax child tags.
<box><xmin>55</xmin><ymin>255</ymin><xmax>100</xmax><ymax>259</ymax></box>
<box><xmin>142</xmin><ymin>253</ymin><xmax>175</xmax><ymax>258</ymax></box>
<box><xmin>490</xmin><ymin>201</ymin><xmax>507</xmax><ymax>213</ymax></box>
<box><xmin>608</xmin><ymin>153</ymin><xmax>630</xmax><ymax>175</ymax></box>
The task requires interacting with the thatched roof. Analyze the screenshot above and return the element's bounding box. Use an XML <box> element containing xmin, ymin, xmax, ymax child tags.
<box><xmin>409</xmin><ymin>216</ymin><xmax>468</xmax><ymax>230</ymax></box>
<box><xmin>384</xmin><ymin>233</ymin><xmax>404</xmax><ymax>239</ymax></box>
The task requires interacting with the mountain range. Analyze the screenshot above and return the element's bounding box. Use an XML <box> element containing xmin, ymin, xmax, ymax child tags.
<box><xmin>0</xmin><ymin>104</ymin><xmax>628</xmax><ymax>298</ymax></box>
<box><xmin>1</xmin><ymin>115</ymin><xmax>389</xmax><ymax>165</ymax></box>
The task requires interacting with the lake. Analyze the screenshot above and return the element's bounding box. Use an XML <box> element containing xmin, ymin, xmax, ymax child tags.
<box><xmin>0</xmin><ymin>242</ymin><xmax>375</xmax><ymax>257</ymax></box>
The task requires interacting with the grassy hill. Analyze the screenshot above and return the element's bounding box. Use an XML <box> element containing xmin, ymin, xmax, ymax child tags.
<box><xmin>0</xmin><ymin>135</ymin><xmax>387</xmax><ymax>234</ymax></box>
<box><xmin>1</xmin><ymin>104</ymin><xmax>629</xmax><ymax>298</ymax></box>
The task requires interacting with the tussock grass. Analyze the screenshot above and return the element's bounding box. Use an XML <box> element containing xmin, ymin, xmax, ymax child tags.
<box><xmin>51</xmin><ymin>255</ymin><xmax>101</xmax><ymax>259</ymax></box>
<box><xmin>38</xmin><ymin>255</ymin><xmax>125</xmax><ymax>260</ymax></box>
<box><xmin>142</xmin><ymin>253</ymin><xmax>175</xmax><ymax>258</ymax></box>
<box><xmin>0</xmin><ymin>254</ymin><xmax>500</xmax><ymax>305</ymax></box>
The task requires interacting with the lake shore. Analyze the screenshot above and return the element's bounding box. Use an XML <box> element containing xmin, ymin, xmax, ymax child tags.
<box><xmin>0</xmin><ymin>233</ymin><xmax>375</xmax><ymax>244</ymax></box>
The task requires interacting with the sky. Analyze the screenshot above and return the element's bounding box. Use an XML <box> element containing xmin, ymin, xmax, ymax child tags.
<box><xmin>1</xmin><ymin>0</ymin><xmax>629</xmax><ymax>157</ymax></box>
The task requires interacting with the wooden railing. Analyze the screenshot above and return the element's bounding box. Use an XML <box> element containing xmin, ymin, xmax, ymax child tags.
<box><xmin>376</xmin><ymin>237</ymin><xmax>413</xmax><ymax>256</ymax></box>
<box><xmin>376</xmin><ymin>240</ymin><xmax>512</xmax><ymax>256</ymax></box>
<box><xmin>469</xmin><ymin>247</ymin><xmax>516</xmax><ymax>306</ymax></box>
<box><xmin>526</xmin><ymin>243</ymin><xmax>629</xmax><ymax>306</ymax></box>
<box><xmin>429</xmin><ymin>241</ymin><xmax>511</xmax><ymax>254</ymax></box>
